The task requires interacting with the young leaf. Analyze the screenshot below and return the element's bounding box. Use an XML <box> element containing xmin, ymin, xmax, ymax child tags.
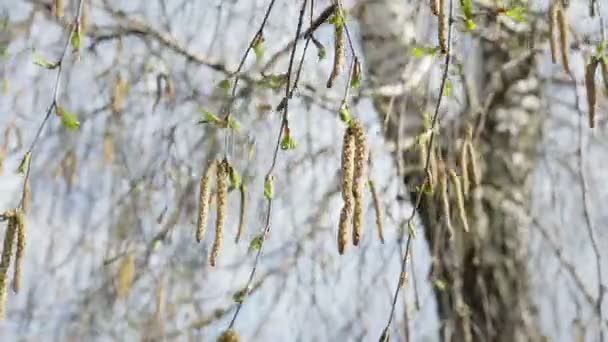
<box><xmin>339</xmin><ymin>102</ymin><xmax>352</xmax><ymax>124</ymax></box>
<box><xmin>56</xmin><ymin>106</ymin><xmax>81</xmax><ymax>131</ymax></box>
<box><xmin>70</xmin><ymin>26</ymin><xmax>82</xmax><ymax>54</ymax></box>
<box><xmin>33</xmin><ymin>50</ymin><xmax>59</xmax><ymax>69</ymax></box>
<box><xmin>17</xmin><ymin>152</ymin><xmax>32</xmax><ymax>175</ymax></box>
<box><xmin>252</xmin><ymin>34</ymin><xmax>265</xmax><ymax>63</ymax></box>
<box><xmin>263</xmin><ymin>175</ymin><xmax>274</xmax><ymax>200</ymax></box>
<box><xmin>232</xmin><ymin>288</ymin><xmax>247</xmax><ymax>303</ymax></box>
<box><xmin>248</xmin><ymin>235</ymin><xmax>263</xmax><ymax>252</ymax></box>
<box><xmin>505</xmin><ymin>6</ymin><xmax>527</xmax><ymax>23</ymax></box>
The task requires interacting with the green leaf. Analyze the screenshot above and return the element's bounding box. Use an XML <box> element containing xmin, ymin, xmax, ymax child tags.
<box><xmin>465</xmin><ymin>19</ymin><xmax>477</xmax><ymax>31</ymax></box>
<box><xmin>252</xmin><ymin>34</ymin><xmax>265</xmax><ymax>63</ymax></box>
<box><xmin>280</xmin><ymin>135</ymin><xmax>297</xmax><ymax>150</ymax></box>
<box><xmin>33</xmin><ymin>50</ymin><xmax>59</xmax><ymax>69</ymax></box>
<box><xmin>442</xmin><ymin>79</ymin><xmax>453</xmax><ymax>97</ymax></box>
<box><xmin>350</xmin><ymin>59</ymin><xmax>362</xmax><ymax>88</ymax></box>
<box><xmin>56</xmin><ymin>106</ymin><xmax>81</xmax><ymax>131</ymax></box>
<box><xmin>70</xmin><ymin>25</ymin><xmax>82</xmax><ymax>53</ymax></box>
<box><xmin>217</xmin><ymin>79</ymin><xmax>231</xmax><ymax>91</ymax></box>
<box><xmin>407</xmin><ymin>221</ymin><xmax>416</xmax><ymax>239</ymax></box>
<box><xmin>339</xmin><ymin>103</ymin><xmax>352</xmax><ymax>124</ymax></box>
<box><xmin>248</xmin><ymin>235</ymin><xmax>263</xmax><ymax>252</ymax></box>
<box><xmin>198</xmin><ymin>109</ymin><xmax>223</xmax><ymax>125</ymax></box>
<box><xmin>228</xmin><ymin>167</ymin><xmax>242</xmax><ymax>191</ymax></box>
<box><xmin>411</xmin><ymin>46</ymin><xmax>440</xmax><ymax>58</ymax></box>
<box><xmin>227</xmin><ymin>117</ymin><xmax>241</xmax><ymax>131</ymax></box>
<box><xmin>505</xmin><ymin>6</ymin><xmax>527</xmax><ymax>23</ymax></box>
<box><xmin>460</xmin><ymin>0</ymin><xmax>474</xmax><ymax>20</ymax></box>
<box><xmin>434</xmin><ymin>279</ymin><xmax>447</xmax><ymax>291</ymax></box>
<box><xmin>263</xmin><ymin>175</ymin><xmax>274</xmax><ymax>200</ymax></box>
<box><xmin>17</xmin><ymin>152</ymin><xmax>32</xmax><ymax>175</ymax></box>
<box><xmin>232</xmin><ymin>288</ymin><xmax>247</xmax><ymax>303</ymax></box>
<box><xmin>261</xmin><ymin>74</ymin><xmax>288</xmax><ymax>91</ymax></box>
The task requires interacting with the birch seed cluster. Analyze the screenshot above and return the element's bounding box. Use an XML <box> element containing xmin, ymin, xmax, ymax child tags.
<box><xmin>338</xmin><ymin>119</ymin><xmax>369</xmax><ymax>254</ymax></box>
<box><xmin>0</xmin><ymin>209</ymin><xmax>27</xmax><ymax>319</ymax></box>
<box><xmin>196</xmin><ymin>159</ymin><xmax>245</xmax><ymax>267</ymax></box>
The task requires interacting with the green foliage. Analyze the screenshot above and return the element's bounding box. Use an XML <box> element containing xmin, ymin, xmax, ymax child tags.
<box><xmin>263</xmin><ymin>175</ymin><xmax>274</xmax><ymax>200</ymax></box>
<box><xmin>252</xmin><ymin>34</ymin><xmax>265</xmax><ymax>63</ymax></box>
<box><xmin>505</xmin><ymin>6</ymin><xmax>527</xmax><ymax>23</ymax></box>
<box><xmin>339</xmin><ymin>103</ymin><xmax>352</xmax><ymax>124</ymax></box>
<box><xmin>56</xmin><ymin>106</ymin><xmax>81</xmax><ymax>131</ymax></box>
<box><xmin>280</xmin><ymin>135</ymin><xmax>297</xmax><ymax>150</ymax></box>
<box><xmin>411</xmin><ymin>46</ymin><xmax>441</xmax><ymax>58</ymax></box>
<box><xmin>33</xmin><ymin>50</ymin><xmax>59</xmax><ymax>69</ymax></box>
<box><xmin>249</xmin><ymin>235</ymin><xmax>263</xmax><ymax>252</ymax></box>
<box><xmin>17</xmin><ymin>152</ymin><xmax>32</xmax><ymax>175</ymax></box>
<box><xmin>232</xmin><ymin>288</ymin><xmax>247</xmax><ymax>303</ymax></box>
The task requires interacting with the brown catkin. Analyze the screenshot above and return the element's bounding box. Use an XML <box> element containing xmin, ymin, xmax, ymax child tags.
<box><xmin>217</xmin><ymin>329</ymin><xmax>240</xmax><ymax>342</ymax></box>
<box><xmin>449</xmin><ymin>170</ymin><xmax>469</xmax><ymax>232</ymax></box>
<box><xmin>326</xmin><ymin>16</ymin><xmax>345</xmax><ymax>88</ymax></box>
<box><xmin>585</xmin><ymin>58</ymin><xmax>599</xmax><ymax>128</ymax></box>
<box><xmin>439</xmin><ymin>170</ymin><xmax>453</xmax><ymax>239</ymax></box>
<box><xmin>11</xmin><ymin>210</ymin><xmax>26</xmax><ymax>293</ymax></box>
<box><xmin>338</xmin><ymin>128</ymin><xmax>356</xmax><ymax>254</ymax></box>
<box><xmin>430</xmin><ymin>0</ymin><xmax>440</xmax><ymax>16</ymax></box>
<box><xmin>466</xmin><ymin>141</ymin><xmax>481</xmax><ymax>186</ymax></box>
<box><xmin>556</xmin><ymin>8</ymin><xmax>571</xmax><ymax>75</ymax></box>
<box><xmin>368</xmin><ymin>180</ymin><xmax>385</xmax><ymax>244</ymax></box>
<box><xmin>460</xmin><ymin>140</ymin><xmax>470</xmax><ymax>198</ymax></box>
<box><xmin>351</xmin><ymin>120</ymin><xmax>369</xmax><ymax>246</ymax></box>
<box><xmin>209</xmin><ymin>161</ymin><xmax>228</xmax><ymax>267</ymax></box>
<box><xmin>549</xmin><ymin>3</ymin><xmax>558</xmax><ymax>64</ymax></box>
<box><xmin>235</xmin><ymin>184</ymin><xmax>247</xmax><ymax>244</ymax></box>
<box><xmin>437</xmin><ymin>0</ymin><xmax>447</xmax><ymax>53</ymax></box>
<box><xmin>600</xmin><ymin>57</ymin><xmax>608</xmax><ymax>94</ymax></box>
<box><xmin>0</xmin><ymin>211</ymin><xmax>17</xmax><ymax>319</ymax></box>
<box><xmin>196</xmin><ymin>161</ymin><xmax>216</xmax><ymax>243</ymax></box>
<box><xmin>54</xmin><ymin>0</ymin><xmax>65</xmax><ymax>19</ymax></box>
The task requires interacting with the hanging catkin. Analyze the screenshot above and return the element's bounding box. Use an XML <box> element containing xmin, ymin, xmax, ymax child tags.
<box><xmin>196</xmin><ymin>161</ymin><xmax>216</xmax><ymax>243</ymax></box>
<box><xmin>11</xmin><ymin>210</ymin><xmax>25</xmax><ymax>293</ymax></box>
<box><xmin>439</xmin><ymin>169</ymin><xmax>453</xmax><ymax>239</ymax></box>
<box><xmin>368</xmin><ymin>180</ymin><xmax>385</xmax><ymax>243</ymax></box>
<box><xmin>430</xmin><ymin>0</ymin><xmax>440</xmax><ymax>16</ymax></box>
<box><xmin>235</xmin><ymin>183</ymin><xmax>247</xmax><ymax>244</ymax></box>
<box><xmin>217</xmin><ymin>329</ymin><xmax>240</xmax><ymax>342</ymax></box>
<box><xmin>338</xmin><ymin>127</ymin><xmax>356</xmax><ymax>254</ymax></box>
<box><xmin>437</xmin><ymin>0</ymin><xmax>448</xmax><ymax>53</ymax></box>
<box><xmin>351</xmin><ymin>120</ymin><xmax>369</xmax><ymax>246</ymax></box>
<box><xmin>0</xmin><ymin>211</ymin><xmax>17</xmax><ymax>319</ymax></box>
<box><xmin>210</xmin><ymin>161</ymin><xmax>228</xmax><ymax>267</ymax></box>
<box><xmin>556</xmin><ymin>7</ymin><xmax>571</xmax><ymax>75</ymax></box>
<box><xmin>585</xmin><ymin>58</ymin><xmax>599</xmax><ymax>128</ymax></box>
<box><xmin>327</xmin><ymin>13</ymin><xmax>345</xmax><ymax>88</ymax></box>
<box><xmin>549</xmin><ymin>3</ymin><xmax>558</xmax><ymax>64</ymax></box>
<box><xmin>460</xmin><ymin>140</ymin><xmax>470</xmax><ymax>198</ymax></box>
<box><xmin>449</xmin><ymin>170</ymin><xmax>469</xmax><ymax>232</ymax></box>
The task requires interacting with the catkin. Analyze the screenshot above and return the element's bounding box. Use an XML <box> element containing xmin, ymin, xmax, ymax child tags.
<box><xmin>449</xmin><ymin>170</ymin><xmax>469</xmax><ymax>232</ymax></box>
<box><xmin>438</xmin><ymin>0</ymin><xmax>447</xmax><ymax>53</ymax></box>
<box><xmin>54</xmin><ymin>0</ymin><xmax>65</xmax><ymax>19</ymax></box>
<box><xmin>217</xmin><ymin>329</ymin><xmax>240</xmax><ymax>342</ymax></box>
<box><xmin>430</xmin><ymin>0</ymin><xmax>440</xmax><ymax>16</ymax></box>
<box><xmin>11</xmin><ymin>210</ymin><xmax>25</xmax><ymax>293</ymax></box>
<box><xmin>196</xmin><ymin>161</ymin><xmax>216</xmax><ymax>243</ymax></box>
<box><xmin>466</xmin><ymin>141</ymin><xmax>481</xmax><ymax>186</ymax></box>
<box><xmin>210</xmin><ymin>161</ymin><xmax>228</xmax><ymax>267</ymax></box>
<box><xmin>338</xmin><ymin>128</ymin><xmax>356</xmax><ymax>254</ymax></box>
<box><xmin>556</xmin><ymin>8</ymin><xmax>571</xmax><ymax>75</ymax></box>
<box><xmin>235</xmin><ymin>184</ymin><xmax>247</xmax><ymax>244</ymax></box>
<box><xmin>326</xmin><ymin>16</ymin><xmax>345</xmax><ymax>88</ymax></box>
<box><xmin>117</xmin><ymin>253</ymin><xmax>135</xmax><ymax>299</ymax></box>
<box><xmin>585</xmin><ymin>58</ymin><xmax>599</xmax><ymax>128</ymax></box>
<box><xmin>0</xmin><ymin>211</ymin><xmax>17</xmax><ymax>319</ymax></box>
<box><xmin>368</xmin><ymin>180</ymin><xmax>385</xmax><ymax>244</ymax></box>
<box><xmin>549</xmin><ymin>3</ymin><xmax>558</xmax><ymax>64</ymax></box>
<box><xmin>351</xmin><ymin>120</ymin><xmax>369</xmax><ymax>246</ymax></box>
<box><xmin>600</xmin><ymin>57</ymin><xmax>608</xmax><ymax>94</ymax></box>
<box><xmin>460</xmin><ymin>141</ymin><xmax>470</xmax><ymax>198</ymax></box>
<box><xmin>439</xmin><ymin>170</ymin><xmax>453</xmax><ymax>239</ymax></box>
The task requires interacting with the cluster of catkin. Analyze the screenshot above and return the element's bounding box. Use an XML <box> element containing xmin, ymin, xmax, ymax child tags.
<box><xmin>338</xmin><ymin>119</ymin><xmax>369</xmax><ymax>254</ymax></box>
<box><xmin>426</xmin><ymin>131</ymin><xmax>480</xmax><ymax>237</ymax></box>
<box><xmin>0</xmin><ymin>209</ymin><xmax>26</xmax><ymax>319</ymax></box>
<box><xmin>549</xmin><ymin>2</ymin><xmax>571</xmax><ymax>75</ymax></box>
<box><xmin>196</xmin><ymin>159</ymin><xmax>246</xmax><ymax>267</ymax></box>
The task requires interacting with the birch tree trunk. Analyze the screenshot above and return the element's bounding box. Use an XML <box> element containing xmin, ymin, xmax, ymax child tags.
<box><xmin>357</xmin><ymin>1</ymin><xmax>544</xmax><ymax>340</ymax></box>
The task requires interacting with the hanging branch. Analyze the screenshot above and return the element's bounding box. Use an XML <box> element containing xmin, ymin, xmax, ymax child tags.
<box><xmin>226</xmin><ymin>0</ymin><xmax>309</xmax><ymax>330</ymax></box>
<box><xmin>380</xmin><ymin>0</ymin><xmax>455</xmax><ymax>339</ymax></box>
<box><xmin>19</xmin><ymin>0</ymin><xmax>86</xmax><ymax>212</ymax></box>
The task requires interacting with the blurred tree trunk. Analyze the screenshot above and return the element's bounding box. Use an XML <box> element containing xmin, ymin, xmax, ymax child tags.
<box><xmin>357</xmin><ymin>1</ymin><xmax>544</xmax><ymax>341</ymax></box>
